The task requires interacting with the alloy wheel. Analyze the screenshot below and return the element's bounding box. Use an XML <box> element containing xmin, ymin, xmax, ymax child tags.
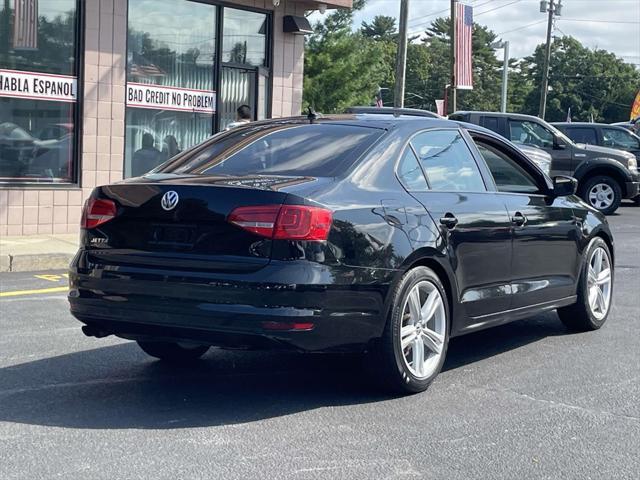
<box><xmin>399</xmin><ymin>281</ymin><xmax>446</xmax><ymax>379</ymax></box>
<box><xmin>586</xmin><ymin>246</ymin><xmax>612</xmax><ymax>320</ymax></box>
<box><xmin>588</xmin><ymin>183</ymin><xmax>615</xmax><ymax>210</ymax></box>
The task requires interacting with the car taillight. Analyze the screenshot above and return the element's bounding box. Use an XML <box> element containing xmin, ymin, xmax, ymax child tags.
<box><xmin>228</xmin><ymin>205</ymin><xmax>333</xmax><ymax>241</ymax></box>
<box><xmin>82</xmin><ymin>198</ymin><xmax>117</xmax><ymax>229</ymax></box>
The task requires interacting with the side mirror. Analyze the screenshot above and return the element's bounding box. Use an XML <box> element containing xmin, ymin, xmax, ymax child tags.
<box><xmin>553</xmin><ymin>136</ymin><xmax>567</xmax><ymax>150</ymax></box>
<box><xmin>552</xmin><ymin>175</ymin><xmax>577</xmax><ymax>197</ymax></box>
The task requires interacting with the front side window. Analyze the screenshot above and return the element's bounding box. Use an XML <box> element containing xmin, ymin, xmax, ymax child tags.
<box><xmin>476</xmin><ymin>143</ymin><xmax>541</xmax><ymax>194</ymax></box>
<box><xmin>602</xmin><ymin>128</ymin><xmax>640</xmax><ymax>150</ymax></box>
<box><xmin>410</xmin><ymin>130</ymin><xmax>486</xmax><ymax>192</ymax></box>
<box><xmin>0</xmin><ymin>0</ymin><xmax>79</xmax><ymax>184</ymax></box>
<box><xmin>125</xmin><ymin>0</ymin><xmax>217</xmax><ymax>178</ymax></box>
<box><xmin>509</xmin><ymin>120</ymin><xmax>554</xmax><ymax>149</ymax></box>
<box><xmin>159</xmin><ymin>123</ymin><xmax>384</xmax><ymax>177</ymax></box>
<box><xmin>566</xmin><ymin>127</ymin><xmax>597</xmax><ymax>145</ymax></box>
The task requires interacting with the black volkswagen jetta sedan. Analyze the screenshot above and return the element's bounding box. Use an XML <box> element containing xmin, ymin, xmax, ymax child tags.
<box><xmin>69</xmin><ymin>113</ymin><xmax>614</xmax><ymax>394</ymax></box>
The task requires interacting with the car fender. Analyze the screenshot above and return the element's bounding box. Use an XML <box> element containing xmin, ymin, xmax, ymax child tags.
<box><xmin>573</xmin><ymin>157</ymin><xmax>633</xmax><ymax>184</ymax></box>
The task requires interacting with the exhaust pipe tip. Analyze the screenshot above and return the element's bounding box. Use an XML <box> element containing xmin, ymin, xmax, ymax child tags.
<box><xmin>82</xmin><ymin>325</ymin><xmax>111</xmax><ymax>338</ymax></box>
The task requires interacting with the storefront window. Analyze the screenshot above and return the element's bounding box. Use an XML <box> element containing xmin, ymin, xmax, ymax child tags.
<box><xmin>125</xmin><ymin>0</ymin><xmax>217</xmax><ymax>178</ymax></box>
<box><xmin>222</xmin><ymin>8</ymin><xmax>267</xmax><ymax>67</ymax></box>
<box><xmin>0</xmin><ymin>0</ymin><xmax>79</xmax><ymax>184</ymax></box>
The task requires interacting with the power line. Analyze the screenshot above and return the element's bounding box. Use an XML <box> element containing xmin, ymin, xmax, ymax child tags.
<box><xmin>497</xmin><ymin>19</ymin><xmax>546</xmax><ymax>35</ymax></box>
<box><xmin>475</xmin><ymin>0</ymin><xmax>524</xmax><ymax>18</ymax></box>
<box><xmin>560</xmin><ymin>18</ymin><xmax>640</xmax><ymax>24</ymax></box>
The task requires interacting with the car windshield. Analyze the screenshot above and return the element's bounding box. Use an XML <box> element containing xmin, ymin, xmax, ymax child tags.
<box><xmin>156</xmin><ymin>123</ymin><xmax>384</xmax><ymax>177</ymax></box>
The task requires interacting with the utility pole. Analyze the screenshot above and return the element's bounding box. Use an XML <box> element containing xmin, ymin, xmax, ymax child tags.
<box><xmin>450</xmin><ymin>0</ymin><xmax>457</xmax><ymax>113</ymax></box>
<box><xmin>539</xmin><ymin>0</ymin><xmax>562</xmax><ymax>119</ymax></box>
<box><xmin>394</xmin><ymin>0</ymin><xmax>410</xmax><ymax>108</ymax></box>
<box><xmin>492</xmin><ymin>40</ymin><xmax>510</xmax><ymax>112</ymax></box>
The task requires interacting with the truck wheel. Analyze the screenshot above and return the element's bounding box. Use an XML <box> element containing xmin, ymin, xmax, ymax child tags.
<box><xmin>579</xmin><ymin>176</ymin><xmax>622</xmax><ymax>215</ymax></box>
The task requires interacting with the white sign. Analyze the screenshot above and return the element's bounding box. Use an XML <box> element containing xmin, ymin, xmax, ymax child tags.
<box><xmin>126</xmin><ymin>82</ymin><xmax>216</xmax><ymax>113</ymax></box>
<box><xmin>0</xmin><ymin>69</ymin><xmax>77</xmax><ymax>102</ymax></box>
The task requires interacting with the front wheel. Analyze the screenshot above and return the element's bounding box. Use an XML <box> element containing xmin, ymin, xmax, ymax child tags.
<box><xmin>137</xmin><ymin>340</ymin><xmax>209</xmax><ymax>362</ymax></box>
<box><xmin>579</xmin><ymin>175</ymin><xmax>622</xmax><ymax>215</ymax></box>
<box><xmin>557</xmin><ymin>237</ymin><xmax>613</xmax><ymax>331</ymax></box>
<box><xmin>371</xmin><ymin>266</ymin><xmax>450</xmax><ymax>394</ymax></box>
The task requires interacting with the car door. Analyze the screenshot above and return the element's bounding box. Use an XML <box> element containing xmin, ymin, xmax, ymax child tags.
<box><xmin>407</xmin><ymin>128</ymin><xmax>513</xmax><ymax>319</ymax></box>
<box><xmin>470</xmin><ymin>136</ymin><xmax>580</xmax><ymax>309</ymax></box>
<box><xmin>507</xmin><ymin>118</ymin><xmax>574</xmax><ymax>176</ymax></box>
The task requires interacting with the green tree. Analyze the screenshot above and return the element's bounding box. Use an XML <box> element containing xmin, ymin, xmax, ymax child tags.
<box><xmin>361</xmin><ymin>15</ymin><xmax>397</xmax><ymax>41</ymax></box>
<box><xmin>304</xmin><ymin>1</ymin><xmax>393</xmax><ymax>112</ymax></box>
<box><xmin>520</xmin><ymin>36</ymin><xmax>640</xmax><ymax>122</ymax></box>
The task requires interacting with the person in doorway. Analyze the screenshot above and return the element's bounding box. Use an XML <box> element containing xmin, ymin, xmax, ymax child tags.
<box><xmin>225</xmin><ymin>105</ymin><xmax>252</xmax><ymax>130</ymax></box>
<box><xmin>132</xmin><ymin>133</ymin><xmax>162</xmax><ymax>177</ymax></box>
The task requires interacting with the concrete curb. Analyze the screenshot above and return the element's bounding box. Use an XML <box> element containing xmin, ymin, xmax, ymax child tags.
<box><xmin>0</xmin><ymin>253</ymin><xmax>74</xmax><ymax>273</ymax></box>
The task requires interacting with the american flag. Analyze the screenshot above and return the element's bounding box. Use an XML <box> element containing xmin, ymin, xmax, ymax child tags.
<box><xmin>455</xmin><ymin>2</ymin><xmax>473</xmax><ymax>90</ymax></box>
<box><xmin>13</xmin><ymin>0</ymin><xmax>38</xmax><ymax>50</ymax></box>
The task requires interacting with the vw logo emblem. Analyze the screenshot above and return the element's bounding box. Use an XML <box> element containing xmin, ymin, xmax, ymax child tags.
<box><xmin>161</xmin><ymin>191</ymin><xmax>179</xmax><ymax>211</ymax></box>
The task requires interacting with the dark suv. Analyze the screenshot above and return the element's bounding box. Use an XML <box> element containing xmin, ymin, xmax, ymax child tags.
<box><xmin>451</xmin><ymin>112</ymin><xmax>640</xmax><ymax>214</ymax></box>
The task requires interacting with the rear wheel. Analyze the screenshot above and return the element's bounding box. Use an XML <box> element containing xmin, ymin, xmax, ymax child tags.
<box><xmin>557</xmin><ymin>237</ymin><xmax>613</xmax><ymax>331</ymax></box>
<box><xmin>371</xmin><ymin>266</ymin><xmax>449</xmax><ymax>394</ymax></box>
<box><xmin>579</xmin><ymin>175</ymin><xmax>622</xmax><ymax>215</ymax></box>
<box><xmin>137</xmin><ymin>341</ymin><xmax>209</xmax><ymax>362</ymax></box>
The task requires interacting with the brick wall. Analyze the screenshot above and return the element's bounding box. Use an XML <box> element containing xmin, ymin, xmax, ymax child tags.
<box><xmin>1</xmin><ymin>0</ymin><xmax>318</xmax><ymax>237</ymax></box>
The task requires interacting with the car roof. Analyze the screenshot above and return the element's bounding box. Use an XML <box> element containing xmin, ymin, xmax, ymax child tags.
<box><xmin>250</xmin><ymin>113</ymin><xmax>458</xmax><ymax>130</ymax></box>
<box><xmin>452</xmin><ymin>111</ymin><xmax>543</xmax><ymax>122</ymax></box>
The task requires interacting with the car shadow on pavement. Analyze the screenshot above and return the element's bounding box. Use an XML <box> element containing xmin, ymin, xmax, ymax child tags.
<box><xmin>0</xmin><ymin>312</ymin><xmax>568</xmax><ymax>430</ymax></box>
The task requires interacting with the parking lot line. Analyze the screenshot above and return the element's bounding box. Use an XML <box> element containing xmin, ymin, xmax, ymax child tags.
<box><xmin>0</xmin><ymin>286</ymin><xmax>68</xmax><ymax>298</ymax></box>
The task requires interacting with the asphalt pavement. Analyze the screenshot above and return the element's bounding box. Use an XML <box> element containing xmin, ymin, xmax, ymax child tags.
<box><xmin>1</xmin><ymin>203</ymin><xmax>639</xmax><ymax>480</ymax></box>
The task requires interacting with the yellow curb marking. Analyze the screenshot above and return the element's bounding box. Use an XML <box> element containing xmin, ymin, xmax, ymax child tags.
<box><xmin>34</xmin><ymin>274</ymin><xmax>69</xmax><ymax>282</ymax></box>
<box><xmin>0</xmin><ymin>286</ymin><xmax>69</xmax><ymax>298</ymax></box>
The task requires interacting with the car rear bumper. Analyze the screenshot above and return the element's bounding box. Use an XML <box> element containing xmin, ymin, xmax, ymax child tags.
<box><xmin>68</xmin><ymin>249</ymin><xmax>397</xmax><ymax>352</ymax></box>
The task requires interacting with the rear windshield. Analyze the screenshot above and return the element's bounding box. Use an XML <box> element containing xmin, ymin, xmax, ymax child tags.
<box><xmin>156</xmin><ymin>123</ymin><xmax>384</xmax><ymax>177</ymax></box>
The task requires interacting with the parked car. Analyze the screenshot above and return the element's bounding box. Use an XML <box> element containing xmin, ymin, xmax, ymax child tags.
<box><xmin>69</xmin><ymin>112</ymin><xmax>614</xmax><ymax>394</ymax></box>
<box><xmin>553</xmin><ymin>122</ymin><xmax>640</xmax><ymax>205</ymax></box>
<box><xmin>552</xmin><ymin>122</ymin><xmax>640</xmax><ymax>161</ymax></box>
<box><xmin>450</xmin><ymin>111</ymin><xmax>640</xmax><ymax>214</ymax></box>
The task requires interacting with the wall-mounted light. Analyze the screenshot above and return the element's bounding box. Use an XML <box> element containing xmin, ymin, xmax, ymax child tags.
<box><xmin>318</xmin><ymin>3</ymin><xmax>327</xmax><ymax>14</ymax></box>
<box><xmin>273</xmin><ymin>0</ymin><xmax>280</xmax><ymax>7</ymax></box>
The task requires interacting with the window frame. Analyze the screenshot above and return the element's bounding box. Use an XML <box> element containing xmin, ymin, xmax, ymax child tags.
<box><xmin>0</xmin><ymin>0</ymin><xmax>84</xmax><ymax>188</ymax></box>
<box><xmin>467</xmin><ymin>131</ymin><xmax>553</xmax><ymax>197</ymax></box>
<box><xmin>394</xmin><ymin>127</ymin><xmax>492</xmax><ymax>194</ymax></box>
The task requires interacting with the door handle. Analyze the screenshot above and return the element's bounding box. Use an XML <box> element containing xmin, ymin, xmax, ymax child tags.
<box><xmin>439</xmin><ymin>213</ymin><xmax>459</xmax><ymax>229</ymax></box>
<box><xmin>511</xmin><ymin>212</ymin><xmax>527</xmax><ymax>227</ymax></box>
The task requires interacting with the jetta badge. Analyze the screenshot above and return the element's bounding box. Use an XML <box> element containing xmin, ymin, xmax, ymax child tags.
<box><xmin>161</xmin><ymin>191</ymin><xmax>179</xmax><ymax>211</ymax></box>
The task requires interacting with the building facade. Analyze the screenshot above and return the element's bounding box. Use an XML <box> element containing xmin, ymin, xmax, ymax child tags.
<box><xmin>0</xmin><ymin>0</ymin><xmax>349</xmax><ymax>236</ymax></box>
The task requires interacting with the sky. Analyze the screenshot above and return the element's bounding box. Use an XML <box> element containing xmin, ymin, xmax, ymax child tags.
<box><xmin>310</xmin><ymin>0</ymin><xmax>640</xmax><ymax>65</ymax></box>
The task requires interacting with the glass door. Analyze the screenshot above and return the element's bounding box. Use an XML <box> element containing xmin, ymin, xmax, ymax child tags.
<box><xmin>219</xmin><ymin>66</ymin><xmax>257</xmax><ymax>130</ymax></box>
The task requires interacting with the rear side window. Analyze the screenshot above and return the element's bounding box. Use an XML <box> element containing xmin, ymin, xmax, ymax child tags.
<box><xmin>397</xmin><ymin>148</ymin><xmax>428</xmax><ymax>191</ymax></box>
<box><xmin>566</xmin><ymin>127</ymin><xmax>597</xmax><ymax>145</ymax></box>
<box><xmin>481</xmin><ymin>116</ymin><xmax>500</xmax><ymax>133</ymax></box>
<box><xmin>410</xmin><ymin>130</ymin><xmax>486</xmax><ymax>192</ymax></box>
<box><xmin>158</xmin><ymin>124</ymin><xmax>384</xmax><ymax>177</ymax></box>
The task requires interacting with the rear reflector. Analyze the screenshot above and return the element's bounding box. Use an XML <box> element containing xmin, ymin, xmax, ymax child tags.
<box><xmin>82</xmin><ymin>198</ymin><xmax>117</xmax><ymax>229</ymax></box>
<box><xmin>261</xmin><ymin>321</ymin><xmax>315</xmax><ymax>331</ymax></box>
<box><xmin>229</xmin><ymin>205</ymin><xmax>332</xmax><ymax>241</ymax></box>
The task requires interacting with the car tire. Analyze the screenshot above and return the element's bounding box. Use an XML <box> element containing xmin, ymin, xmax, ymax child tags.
<box><xmin>557</xmin><ymin>237</ymin><xmax>613</xmax><ymax>331</ymax></box>
<box><xmin>633</xmin><ymin>195</ymin><xmax>640</xmax><ymax>206</ymax></box>
<box><xmin>370</xmin><ymin>266</ymin><xmax>450</xmax><ymax>394</ymax></box>
<box><xmin>579</xmin><ymin>175</ymin><xmax>622</xmax><ymax>215</ymax></box>
<box><xmin>137</xmin><ymin>341</ymin><xmax>209</xmax><ymax>362</ymax></box>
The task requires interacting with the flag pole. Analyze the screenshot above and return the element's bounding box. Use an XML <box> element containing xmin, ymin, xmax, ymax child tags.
<box><xmin>450</xmin><ymin>0</ymin><xmax>457</xmax><ymax>113</ymax></box>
